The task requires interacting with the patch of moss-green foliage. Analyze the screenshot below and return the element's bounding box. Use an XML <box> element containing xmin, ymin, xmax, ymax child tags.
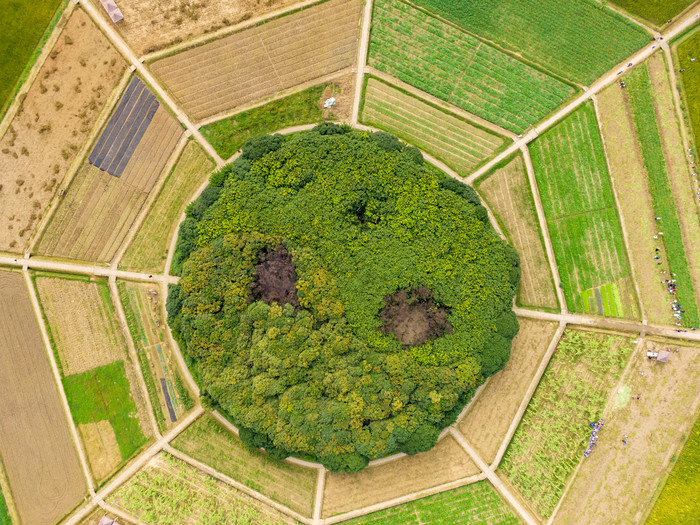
<box><xmin>200</xmin><ymin>85</ymin><xmax>327</xmax><ymax>159</ymax></box>
<box><xmin>678</xmin><ymin>31</ymin><xmax>700</xmax><ymax>148</ymax></box>
<box><xmin>369</xmin><ymin>0</ymin><xmax>576</xmax><ymax>134</ymax></box>
<box><xmin>168</xmin><ymin>125</ymin><xmax>520</xmax><ymax>472</ymax></box>
<box><xmin>410</xmin><ymin>0</ymin><xmax>650</xmax><ymax>85</ymax></box>
<box><xmin>646</xmin><ymin>416</ymin><xmax>700</xmax><ymax>524</ymax></box>
<box><xmin>501</xmin><ymin>330</ymin><xmax>634</xmax><ymax>517</ymax></box>
<box><xmin>63</xmin><ymin>361</ymin><xmax>148</xmax><ymax>460</ymax></box>
<box><xmin>611</xmin><ymin>1</ymin><xmax>694</xmax><ymax>26</ymax></box>
<box><xmin>0</xmin><ymin>489</ymin><xmax>9</xmax><ymax>525</ymax></box>
<box><xmin>343</xmin><ymin>481</ymin><xmax>519</xmax><ymax>524</ymax></box>
<box><xmin>626</xmin><ymin>63</ymin><xmax>699</xmax><ymax>327</ymax></box>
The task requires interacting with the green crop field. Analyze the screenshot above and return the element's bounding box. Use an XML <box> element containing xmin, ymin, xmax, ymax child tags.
<box><xmin>201</xmin><ymin>84</ymin><xmax>329</xmax><ymax>159</ymax></box>
<box><xmin>410</xmin><ymin>0</ymin><xmax>650</xmax><ymax>85</ymax></box>
<box><xmin>361</xmin><ymin>77</ymin><xmax>507</xmax><ymax>174</ymax></box>
<box><xmin>341</xmin><ymin>481</ymin><xmax>519</xmax><ymax>524</ymax></box>
<box><xmin>0</xmin><ymin>0</ymin><xmax>64</xmax><ymax>115</ymax></box>
<box><xmin>63</xmin><ymin>361</ymin><xmax>148</xmax><ymax>460</ymax></box>
<box><xmin>530</xmin><ymin>102</ymin><xmax>638</xmax><ymax>317</ymax></box>
<box><xmin>369</xmin><ymin>0</ymin><xmax>576</xmax><ymax>134</ymax></box>
<box><xmin>626</xmin><ymin>62</ymin><xmax>700</xmax><ymax>327</ymax></box>
<box><xmin>0</xmin><ymin>489</ymin><xmax>9</xmax><ymax>525</ymax></box>
<box><xmin>678</xmin><ymin>31</ymin><xmax>700</xmax><ymax>148</ymax></box>
<box><xmin>611</xmin><ymin>1</ymin><xmax>695</xmax><ymax>26</ymax></box>
<box><xmin>500</xmin><ymin>330</ymin><xmax>634</xmax><ymax>517</ymax></box>
<box><xmin>646</xmin><ymin>416</ymin><xmax>700</xmax><ymax>524</ymax></box>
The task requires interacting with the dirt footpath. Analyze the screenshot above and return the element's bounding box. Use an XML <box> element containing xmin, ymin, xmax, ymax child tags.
<box><xmin>0</xmin><ymin>270</ymin><xmax>86</xmax><ymax>525</ymax></box>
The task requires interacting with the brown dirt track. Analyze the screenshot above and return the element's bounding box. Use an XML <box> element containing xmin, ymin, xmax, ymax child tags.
<box><xmin>0</xmin><ymin>270</ymin><xmax>86</xmax><ymax>525</ymax></box>
<box><xmin>150</xmin><ymin>0</ymin><xmax>363</xmax><ymax>121</ymax></box>
<box><xmin>0</xmin><ymin>9</ymin><xmax>126</xmax><ymax>254</ymax></box>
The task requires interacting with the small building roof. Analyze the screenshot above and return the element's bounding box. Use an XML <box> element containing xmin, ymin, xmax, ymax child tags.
<box><xmin>99</xmin><ymin>0</ymin><xmax>124</xmax><ymax>23</ymax></box>
<box><xmin>657</xmin><ymin>350</ymin><xmax>671</xmax><ymax>363</ymax></box>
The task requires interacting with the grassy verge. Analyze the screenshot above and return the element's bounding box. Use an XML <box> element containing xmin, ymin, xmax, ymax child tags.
<box><xmin>200</xmin><ymin>85</ymin><xmax>327</xmax><ymax>159</ymax></box>
<box><xmin>63</xmin><ymin>361</ymin><xmax>148</xmax><ymax>460</ymax></box>
<box><xmin>0</xmin><ymin>489</ymin><xmax>9</xmax><ymax>525</ymax></box>
<box><xmin>646</xmin><ymin>415</ymin><xmax>700</xmax><ymax>524</ymax></box>
<box><xmin>627</xmin><ymin>63</ymin><xmax>700</xmax><ymax>327</ymax></box>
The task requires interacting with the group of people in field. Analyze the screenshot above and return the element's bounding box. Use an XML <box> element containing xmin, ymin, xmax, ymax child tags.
<box><xmin>583</xmin><ymin>419</ymin><xmax>604</xmax><ymax>458</ymax></box>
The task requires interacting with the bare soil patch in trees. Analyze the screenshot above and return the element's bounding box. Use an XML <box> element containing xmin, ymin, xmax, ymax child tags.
<box><xmin>0</xmin><ymin>8</ymin><xmax>126</xmax><ymax>253</ymax></box>
<box><xmin>251</xmin><ymin>244</ymin><xmax>299</xmax><ymax>307</ymax></box>
<box><xmin>380</xmin><ymin>286</ymin><xmax>452</xmax><ymax>346</ymax></box>
<box><xmin>78</xmin><ymin>420</ymin><xmax>122</xmax><ymax>481</ymax></box>
<box><xmin>88</xmin><ymin>0</ymin><xmax>301</xmax><ymax>55</ymax></box>
<box><xmin>0</xmin><ymin>270</ymin><xmax>86</xmax><ymax>525</ymax></box>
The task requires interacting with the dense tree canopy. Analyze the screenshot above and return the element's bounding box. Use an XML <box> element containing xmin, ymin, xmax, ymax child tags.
<box><xmin>168</xmin><ymin>125</ymin><xmax>520</xmax><ymax>471</ymax></box>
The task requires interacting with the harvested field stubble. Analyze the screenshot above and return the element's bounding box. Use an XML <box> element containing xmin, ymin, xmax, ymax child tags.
<box><xmin>150</xmin><ymin>0</ymin><xmax>362</xmax><ymax>121</ymax></box>
<box><xmin>0</xmin><ymin>270</ymin><xmax>86</xmax><ymax>525</ymax></box>
<box><xmin>477</xmin><ymin>155</ymin><xmax>558</xmax><ymax>309</ymax></box>
<box><xmin>361</xmin><ymin>77</ymin><xmax>506</xmax><ymax>175</ymax></box>
<box><xmin>0</xmin><ymin>8</ymin><xmax>126</xmax><ymax>253</ymax></box>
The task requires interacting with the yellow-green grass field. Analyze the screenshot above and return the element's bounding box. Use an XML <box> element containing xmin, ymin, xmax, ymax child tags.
<box><xmin>530</xmin><ymin>102</ymin><xmax>639</xmax><ymax>318</ymax></box>
<box><xmin>361</xmin><ymin>77</ymin><xmax>507</xmax><ymax>176</ymax></box>
<box><xmin>611</xmin><ymin>0</ymin><xmax>695</xmax><ymax>27</ymax></box>
<box><xmin>677</xmin><ymin>30</ymin><xmax>700</xmax><ymax>150</ymax></box>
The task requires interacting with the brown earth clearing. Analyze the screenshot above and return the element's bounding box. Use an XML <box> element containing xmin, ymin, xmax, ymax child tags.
<box><xmin>37</xmin><ymin>103</ymin><xmax>183</xmax><ymax>263</ymax></box>
<box><xmin>477</xmin><ymin>155</ymin><xmax>559</xmax><ymax>310</ymax></box>
<box><xmin>379</xmin><ymin>286</ymin><xmax>452</xmax><ymax>346</ymax></box>
<box><xmin>596</xmin><ymin>86</ymin><xmax>672</xmax><ymax>325</ymax></box>
<box><xmin>252</xmin><ymin>244</ymin><xmax>300</xmax><ymax>307</ymax></box>
<box><xmin>78</xmin><ymin>420</ymin><xmax>122</xmax><ymax>481</ymax></box>
<box><xmin>553</xmin><ymin>339</ymin><xmax>700</xmax><ymax>525</ymax></box>
<box><xmin>120</xmin><ymin>140</ymin><xmax>214</xmax><ymax>272</ymax></box>
<box><xmin>0</xmin><ymin>270</ymin><xmax>86</xmax><ymax>525</ymax></box>
<box><xmin>322</xmin><ymin>435</ymin><xmax>479</xmax><ymax>517</ymax></box>
<box><xmin>0</xmin><ymin>8</ymin><xmax>126</xmax><ymax>253</ymax></box>
<box><xmin>150</xmin><ymin>0</ymin><xmax>362</xmax><ymax>121</ymax></box>
<box><xmin>36</xmin><ymin>276</ymin><xmax>125</xmax><ymax>375</ymax></box>
<box><xmin>87</xmin><ymin>0</ymin><xmax>301</xmax><ymax>55</ymax></box>
<box><xmin>458</xmin><ymin>319</ymin><xmax>560</xmax><ymax>464</ymax></box>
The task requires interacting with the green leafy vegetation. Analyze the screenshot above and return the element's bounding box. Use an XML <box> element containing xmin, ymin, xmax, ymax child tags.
<box><xmin>500</xmin><ymin>330</ymin><xmax>635</xmax><ymax>517</ymax></box>
<box><xmin>646</xmin><ymin>416</ymin><xmax>700</xmax><ymax>524</ymax></box>
<box><xmin>0</xmin><ymin>488</ymin><xmax>9</xmax><ymax>525</ymax></box>
<box><xmin>611</xmin><ymin>0</ymin><xmax>695</xmax><ymax>26</ymax></box>
<box><xmin>369</xmin><ymin>0</ymin><xmax>576</xmax><ymax>134</ymax></box>
<box><xmin>626</xmin><ymin>63</ymin><xmax>699</xmax><ymax>327</ymax></box>
<box><xmin>63</xmin><ymin>361</ymin><xmax>148</xmax><ymax>460</ymax></box>
<box><xmin>410</xmin><ymin>0</ymin><xmax>650</xmax><ymax>85</ymax></box>
<box><xmin>530</xmin><ymin>102</ymin><xmax>637</xmax><ymax>317</ymax></box>
<box><xmin>169</xmin><ymin>126</ymin><xmax>520</xmax><ymax>471</ymax></box>
<box><xmin>342</xmin><ymin>481</ymin><xmax>519</xmax><ymax>524</ymax></box>
<box><xmin>678</xmin><ymin>30</ymin><xmax>700</xmax><ymax>148</ymax></box>
<box><xmin>200</xmin><ymin>85</ymin><xmax>328</xmax><ymax>159</ymax></box>
<box><xmin>0</xmin><ymin>0</ymin><xmax>64</xmax><ymax>115</ymax></box>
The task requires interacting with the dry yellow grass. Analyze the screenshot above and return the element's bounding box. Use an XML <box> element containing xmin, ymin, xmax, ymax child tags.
<box><xmin>322</xmin><ymin>435</ymin><xmax>479</xmax><ymax>517</ymax></box>
<box><xmin>79</xmin><ymin>420</ymin><xmax>122</xmax><ymax>481</ymax></box>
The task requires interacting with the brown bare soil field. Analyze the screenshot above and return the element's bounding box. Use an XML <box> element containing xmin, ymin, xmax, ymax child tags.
<box><xmin>0</xmin><ymin>270</ymin><xmax>86</xmax><ymax>525</ymax></box>
<box><xmin>478</xmin><ymin>155</ymin><xmax>559</xmax><ymax>309</ymax></box>
<box><xmin>121</xmin><ymin>141</ymin><xmax>214</xmax><ymax>272</ymax></box>
<box><xmin>79</xmin><ymin>420</ymin><xmax>122</xmax><ymax>481</ymax></box>
<box><xmin>88</xmin><ymin>0</ymin><xmax>300</xmax><ymax>55</ymax></box>
<box><xmin>322</xmin><ymin>435</ymin><xmax>479</xmax><ymax>517</ymax></box>
<box><xmin>647</xmin><ymin>53</ymin><xmax>700</xmax><ymax>313</ymax></box>
<box><xmin>597</xmin><ymin>86</ymin><xmax>671</xmax><ymax>325</ymax></box>
<box><xmin>150</xmin><ymin>0</ymin><xmax>362</xmax><ymax>121</ymax></box>
<box><xmin>0</xmin><ymin>9</ymin><xmax>126</xmax><ymax>253</ymax></box>
<box><xmin>36</xmin><ymin>277</ymin><xmax>125</xmax><ymax>375</ymax></box>
<box><xmin>37</xmin><ymin>104</ymin><xmax>183</xmax><ymax>262</ymax></box>
<box><xmin>553</xmin><ymin>339</ymin><xmax>700</xmax><ymax>525</ymax></box>
<box><xmin>458</xmin><ymin>319</ymin><xmax>559</xmax><ymax>464</ymax></box>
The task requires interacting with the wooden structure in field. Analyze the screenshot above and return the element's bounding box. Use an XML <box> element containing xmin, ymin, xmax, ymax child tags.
<box><xmin>99</xmin><ymin>0</ymin><xmax>124</xmax><ymax>23</ymax></box>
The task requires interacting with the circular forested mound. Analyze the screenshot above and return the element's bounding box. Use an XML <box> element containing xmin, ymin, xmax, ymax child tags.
<box><xmin>167</xmin><ymin>125</ymin><xmax>521</xmax><ymax>472</ymax></box>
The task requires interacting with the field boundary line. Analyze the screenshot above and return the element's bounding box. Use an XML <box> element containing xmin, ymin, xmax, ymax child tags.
<box><xmin>448</xmin><ymin>428</ymin><xmax>539</xmax><ymax>525</ymax></box>
<box><xmin>520</xmin><ymin>145</ymin><xmax>568</xmax><ymax>313</ymax></box>
<box><xmin>108</xmin><ymin>278</ymin><xmax>161</xmax><ymax>438</ymax></box>
<box><xmin>97</xmin><ymin>501</ymin><xmax>145</xmax><ymax>525</ymax></box>
<box><xmin>312</xmin><ymin>467</ymin><xmax>326</xmax><ymax>524</ymax></box>
<box><xmin>590</xmin><ymin>0</ymin><xmax>658</xmax><ymax>35</ymax></box>
<box><xmin>0</xmin><ymin>448</ymin><xmax>21</xmax><ymax>525</ymax></box>
<box><xmin>490</xmin><ymin>321</ymin><xmax>567</xmax><ymax>469</ymax></box>
<box><xmin>322</xmin><ymin>472</ymin><xmax>487</xmax><ymax>524</ymax></box>
<box><xmin>113</xmin><ymin>135</ymin><xmax>190</xmax><ymax>267</ymax></box>
<box><xmin>0</xmin><ymin>0</ymin><xmax>77</xmax><ymax>138</ymax></box>
<box><xmin>454</xmin><ymin>376</ymin><xmax>491</xmax><ymax>425</ymax></box>
<box><xmin>21</xmin><ymin>268</ymin><xmax>96</xmax><ymax>494</ymax></box>
<box><xmin>163</xmin><ymin>444</ymin><xmax>313</xmax><ymax>524</ymax></box>
<box><xmin>351</xmin><ymin>0</ymin><xmax>372</xmax><ymax>124</ymax></box>
<box><xmin>365</xmin><ymin>67</ymin><xmax>515</xmax><ymax>139</ymax></box>
<box><xmin>27</xmin><ymin>66</ymin><xmax>135</xmax><ymax>258</ymax></box>
<box><xmin>592</xmin><ymin>94</ymin><xmax>646</xmax><ymax>322</ymax></box>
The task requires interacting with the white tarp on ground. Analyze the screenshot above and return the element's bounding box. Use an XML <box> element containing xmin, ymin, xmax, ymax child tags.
<box><xmin>99</xmin><ymin>0</ymin><xmax>124</xmax><ymax>23</ymax></box>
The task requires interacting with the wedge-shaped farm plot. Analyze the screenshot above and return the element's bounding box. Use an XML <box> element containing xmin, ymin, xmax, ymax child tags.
<box><xmin>150</xmin><ymin>0</ymin><xmax>362</xmax><ymax>122</ymax></box>
<box><xmin>677</xmin><ymin>29</ymin><xmax>700</xmax><ymax>149</ymax></box>
<box><xmin>530</xmin><ymin>102</ymin><xmax>639</xmax><ymax>318</ymax></box>
<box><xmin>369</xmin><ymin>0</ymin><xmax>576</xmax><ymax>134</ymax></box>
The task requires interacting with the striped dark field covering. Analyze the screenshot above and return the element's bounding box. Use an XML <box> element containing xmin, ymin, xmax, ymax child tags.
<box><xmin>89</xmin><ymin>76</ymin><xmax>159</xmax><ymax>177</ymax></box>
